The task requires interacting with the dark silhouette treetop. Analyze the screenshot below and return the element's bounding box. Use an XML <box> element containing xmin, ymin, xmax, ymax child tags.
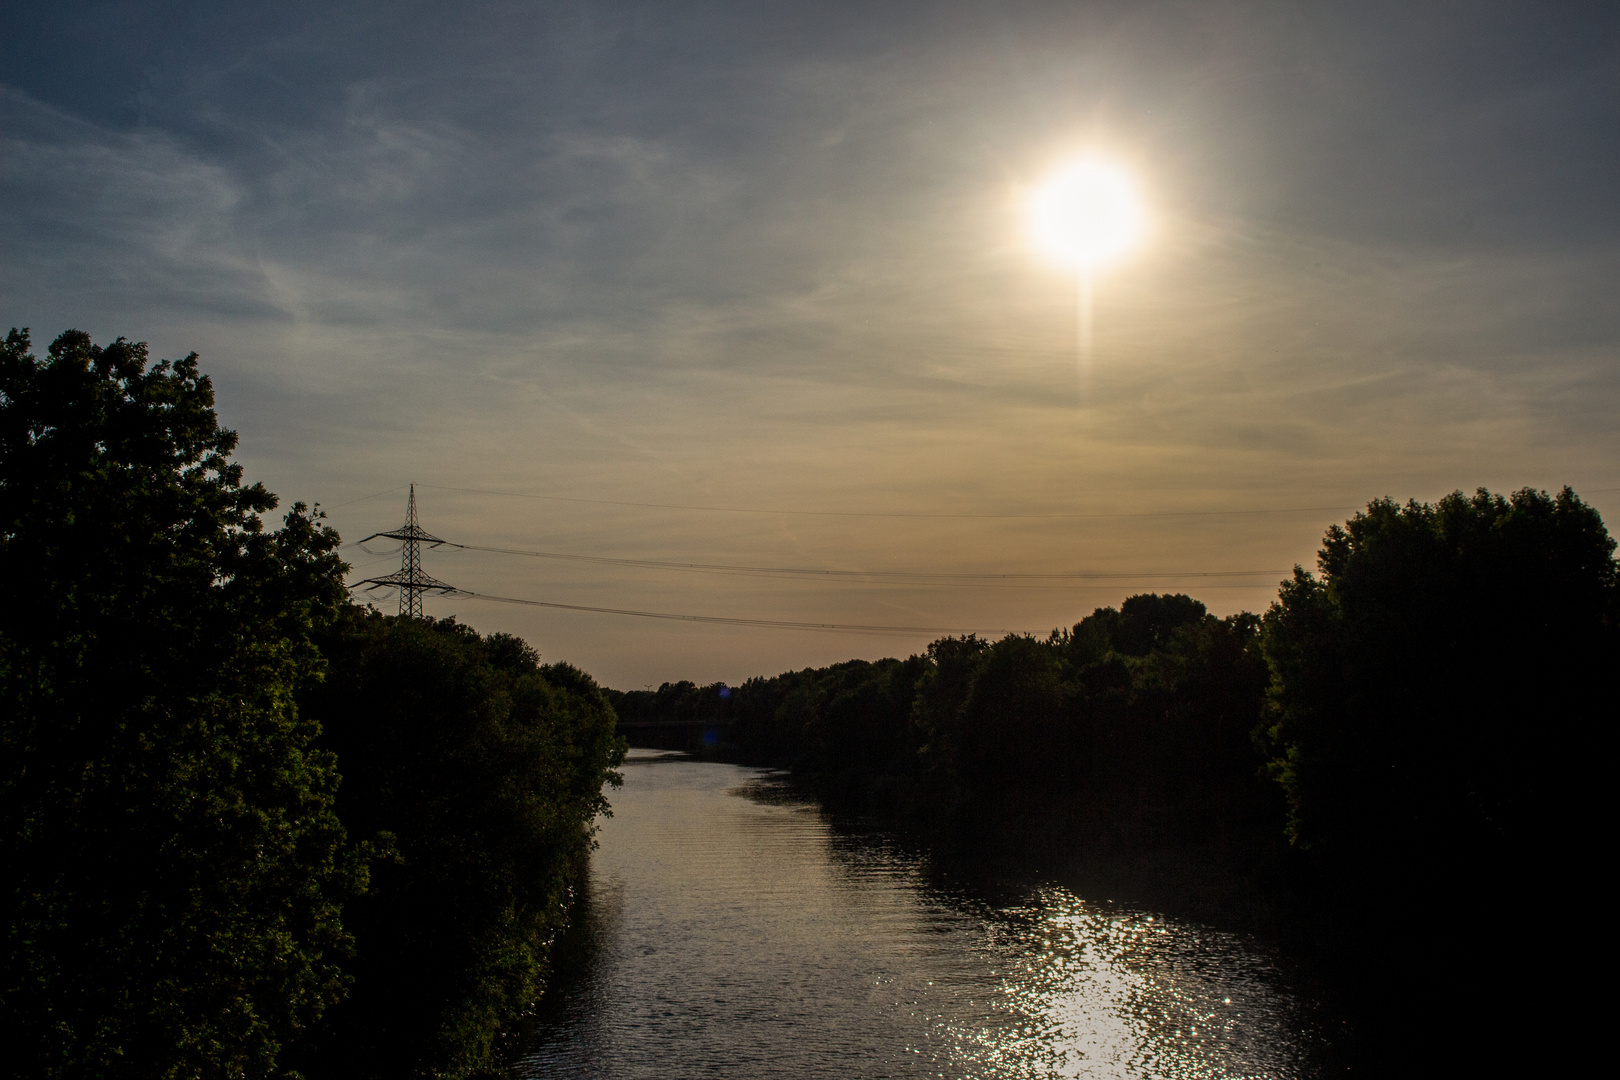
<box><xmin>1262</xmin><ymin>486</ymin><xmax>1616</xmax><ymax>866</ymax></box>
<box><xmin>1</xmin><ymin>328</ymin><xmax>356</xmax><ymax>1080</ymax></box>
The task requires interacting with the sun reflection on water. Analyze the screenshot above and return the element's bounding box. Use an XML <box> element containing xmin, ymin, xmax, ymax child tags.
<box><xmin>939</xmin><ymin>887</ymin><xmax>1315</xmax><ymax>1079</ymax></box>
<box><xmin>521</xmin><ymin>761</ymin><xmax>1323</xmax><ymax>1080</ymax></box>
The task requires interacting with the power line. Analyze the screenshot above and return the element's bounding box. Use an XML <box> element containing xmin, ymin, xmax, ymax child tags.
<box><xmin>340</xmin><ymin>484</ymin><xmax>1620</xmax><ymax>630</ymax></box>
<box><xmin>343</xmin><ymin>493</ymin><xmax>997</xmax><ymax>633</ymax></box>
<box><xmin>321</xmin><ymin>484</ymin><xmax>409</xmax><ymax>509</ymax></box>
<box><xmin>416</xmin><ymin>482</ymin><xmax>1363</xmax><ymax>521</ymax></box>
<box><xmin>451</xmin><ymin>542</ymin><xmax>1287</xmax><ymax>584</ymax></box>
<box><xmin>345</xmin><ymin>537</ymin><xmax>1286</xmax><ymax>585</ymax></box>
<box><xmin>456</xmin><ymin>590</ymin><xmax>1009</xmax><ymax>636</ymax></box>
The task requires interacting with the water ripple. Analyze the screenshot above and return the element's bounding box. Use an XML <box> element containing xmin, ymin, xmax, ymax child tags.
<box><xmin>517</xmin><ymin>755</ymin><xmax>1322</xmax><ymax>1079</ymax></box>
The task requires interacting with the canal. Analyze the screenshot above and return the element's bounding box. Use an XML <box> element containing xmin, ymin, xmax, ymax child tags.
<box><xmin>516</xmin><ymin>750</ymin><xmax>1331</xmax><ymax>1079</ymax></box>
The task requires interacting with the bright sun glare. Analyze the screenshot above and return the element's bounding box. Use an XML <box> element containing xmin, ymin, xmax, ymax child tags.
<box><xmin>1028</xmin><ymin>157</ymin><xmax>1146</xmax><ymax>269</ymax></box>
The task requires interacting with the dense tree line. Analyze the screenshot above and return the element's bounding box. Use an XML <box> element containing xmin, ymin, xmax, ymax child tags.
<box><xmin>611</xmin><ymin>594</ymin><xmax>1283</xmax><ymax>854</ymax></box>
<box><xmin>1</xmin><ymin>330</ymin><xmax>624</xmax><ymax>1079</ymax></box>
<box><xmin>1263</xmin><ymin>488</ymin><xmax>1613</xmax><ymax>893</ymax></box>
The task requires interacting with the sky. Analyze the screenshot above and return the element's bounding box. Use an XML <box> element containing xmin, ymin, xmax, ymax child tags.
<box><xmin>4</xmin><ymin>1</ymin><xmax>1618</xmax><ymax>688</ymax></box>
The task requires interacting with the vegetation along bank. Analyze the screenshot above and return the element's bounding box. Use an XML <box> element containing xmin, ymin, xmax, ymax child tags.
<box><xmin>0</xmin><ymin>329</ymin><xmax>626</xmax><ymax>1080</ymax></box>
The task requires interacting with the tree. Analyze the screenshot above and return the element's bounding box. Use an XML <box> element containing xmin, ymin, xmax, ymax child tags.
<box><xmin>1079</xmin><ymin>592</ymin><xmax>1209</xmax><ymax>657</ymax></box>
<box><xmin>957</xmin><ymin>635</ymin><xmax>1075</xmax><ymax>791</ymax></box>
<box><xmin>796</xmin><ymin>657</ymin><xmax>929</xmax><ymax>805</ymax></box>
<box><xmin>296</xmin><ymin>611</ymin><xmax>625</xmax><ymax>1080</ymax></box>
<box><xmin>0</xmin><ymin>329</ymin><xmax>356</xmax><ymax>1079</ymax></box>
<box><xmin>1260</xmin><ymin>487</ymin><xmax>1616</xmax><ymax>1067</ymax></box>
<box><xmin>1262</xmin><ymin>487</ymin><xmax>1616</xmax><ymax>880</ymax></box>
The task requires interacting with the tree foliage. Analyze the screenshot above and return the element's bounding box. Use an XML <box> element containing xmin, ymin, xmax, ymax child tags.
<box><xmin>0</xmin><ymin>329</ymin><xmax>355</xmax><ymax>1079</ymax></box>
<box><xmin>1261</xmin><ymin>487</ymin><xmax>1617</xmax><ymax>883</ymax></box>
<box><xmin>610</xmin><ymin>594</ymin><xmax>1278</xmax><ymax>849</ymax></box>
<box><xmin>1257</xmin><ymin>487</ymin><xmax>1617</xmax><ymax>1065</ymax></box>
<box><xmin>296</xmin><ymin>611</ymin><xmax>625</xmax><ymax>1080</ymax></box>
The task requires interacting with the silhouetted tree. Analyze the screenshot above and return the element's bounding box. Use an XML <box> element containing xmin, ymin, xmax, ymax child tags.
<box><xmin>297</xmin><ymin>611</ymin><xmax>625</xmax><ymax>1080</ymax></box>
<box><xmin>1259</xmin><ymin>487</ymin><xmax>1617</xmax><ymax>1063</ymax></box>
<box><xmin>616</xmin><ymin>595</ymin><xmax>1276</xmax><ymax>849</ymax></box>
<box><xmin>957</xmin><ymin>634</ymin><xmax>1075</xmax><ymax>790</ymax></box>
<box><xmin>796</xmin><ymin>657</ymin><xmax>929</xmax><ymax>804</ymax></box>
<box><xmin>911</xmin><ymin>634</ymin><xmax>991</xmax><ymax>791</ymax></box>
<box><xmin>1262</xmin><ymin>487</ymin><xmax>1616</xmax><ymax>883</ymax></box>
<box><xmin>0</xmin><ymin>329</ymin><xmax>355</xmax><ymax>1079</ymax></box>
<box><xmin>1082</xmin><ymin>592</ymin><xmax>1209</xmax><ymax>657</ymax></box>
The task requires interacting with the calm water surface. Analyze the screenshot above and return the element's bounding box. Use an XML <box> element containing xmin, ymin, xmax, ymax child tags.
<box><xmin>517</xmin><ymin>751</ymin><xmax>1327</xmax><ymax>1079</ymax></box>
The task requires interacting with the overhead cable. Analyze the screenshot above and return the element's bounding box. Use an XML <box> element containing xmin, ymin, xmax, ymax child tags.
<box><xmin>416</xmin><ymin>482</ymin><xmax>1361</xmax><ymax>521</ymax></box>
<box><xmin>456</xmin><ymin>590</ymin><xmax>1008</xmax><ymax>636</ymax></box>
<box><xmin>451</xmin><ymin>542</ymin><xmax>1286</xmax><ymax>584</ymax></box>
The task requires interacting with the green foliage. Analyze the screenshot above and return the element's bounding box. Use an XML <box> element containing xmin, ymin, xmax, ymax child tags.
<box><xmin>0</xmin><ymin>330</ymin><xmax>356</xmax><ymax>1079</ymax></box>
<box><xmin>296</xmin><ymin>611</ymin><xmax>625</xmax><ymax>1080</ymax></box>
<box><xmin>1257</xmin><ymin>488</ymin><xmax>1618</xmax><ymax>1062</ymax></box>
<box><xmin>1261</xmin><ymin>487</ymin><xmax>1618</xmax><ymax>882</ymax></box>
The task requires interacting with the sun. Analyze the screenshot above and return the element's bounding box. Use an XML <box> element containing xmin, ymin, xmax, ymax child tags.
<box><xmin>1027</xmin><ymin>156</ymin><xmax>1146</xmax><ymax>269</ymax></box>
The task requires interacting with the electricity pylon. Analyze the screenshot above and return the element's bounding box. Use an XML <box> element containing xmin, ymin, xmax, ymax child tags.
<box><xmin>354</xmin><ymin>484</ymin><xmax>457</xmax><ymax>618</ymax></box>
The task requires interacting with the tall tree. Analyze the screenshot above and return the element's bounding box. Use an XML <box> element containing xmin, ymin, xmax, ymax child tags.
<box><xmin>1260</xmin><ymin>487</ymin><xmax>1617</xmax><ymax>1064</ymax></box>
<box><xmin>297</xmin><ymin>612</ymin><xmax>625</xmax><ymax>1080</ymax></box>
<box><xmin>1262</xmin><ymin>487</ymin><xmax>1616</xmax><ymax>878</ymax></box>
<box><xmin>0</xmin><ymin>329</ymin><xmax>356</xmax><ymax>1079</ymax></box>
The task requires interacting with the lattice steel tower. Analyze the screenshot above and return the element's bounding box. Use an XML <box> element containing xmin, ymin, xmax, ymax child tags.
<box><xmin>355</xmin><ymin>484</ymin><xmax>457</xmax><ymax>618</ymax></box>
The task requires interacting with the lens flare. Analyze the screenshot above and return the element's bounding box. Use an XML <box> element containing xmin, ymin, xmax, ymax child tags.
<box><xmin>1028</xmin><ymin>157</ymin><xmax>1146</xmax><ymax>269</ymax></box>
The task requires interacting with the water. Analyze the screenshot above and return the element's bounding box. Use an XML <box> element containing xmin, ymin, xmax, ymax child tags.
<box><xmin>517</xmin><ymin>751</ymin><xmax>1327</xmax><ymax>1079</ymax></box>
